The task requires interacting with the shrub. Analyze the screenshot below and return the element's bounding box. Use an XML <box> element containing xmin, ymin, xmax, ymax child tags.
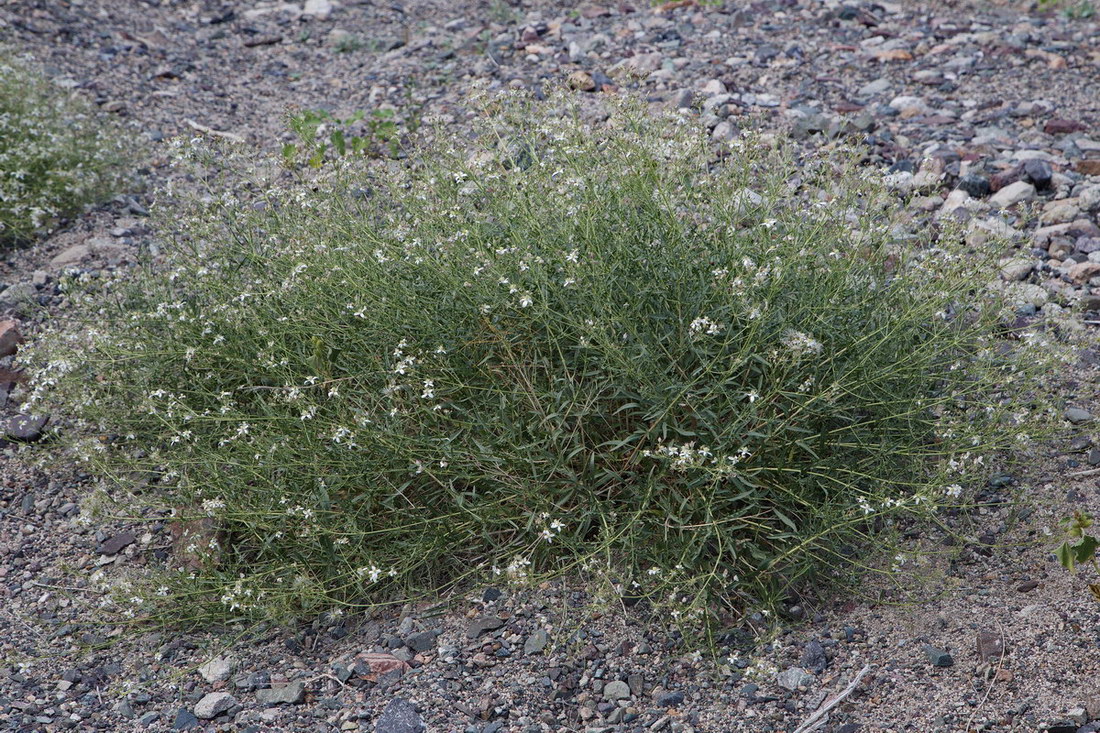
<box><xmin>0</xmin><ymin>51</ymin><xmax>135</xmax><ymax>243</ymax></box>
<box><xmin>27</xmin><ymin>90</ymin><xmax>1055</xmax><ymax>627</ymax></box>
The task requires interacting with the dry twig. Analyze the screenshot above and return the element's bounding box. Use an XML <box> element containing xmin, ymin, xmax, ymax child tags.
<box><xmin>793</xmin><ymin>664</ymin><xmax>872</xmax><ymax>733</ymax></box>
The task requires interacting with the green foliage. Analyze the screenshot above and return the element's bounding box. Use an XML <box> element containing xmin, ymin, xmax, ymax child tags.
<box><xmin>28</xmin><ymin>90</ymin><xmax>1055</xmax><ymax>628</ymax></box>
<box><xmin>0</xmin><ymin>51</ymin><xmax>136</xmax><ymax>244</ymax></box>
<box><xmin>1037</xmin><ymin>0</ymin><xmax>1096</xmax><ymax>19</ymax></box>
<box><xmin>282</xmin><ymin>106</ymin><xmax>414</xmax><ymax>165</ymax></box>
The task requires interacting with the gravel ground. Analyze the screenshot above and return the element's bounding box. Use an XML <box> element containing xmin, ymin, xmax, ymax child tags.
<box><xmin>4</xmin><ymin>0</ymin><xmax>1100</xmax><ymax>731</ymax></box>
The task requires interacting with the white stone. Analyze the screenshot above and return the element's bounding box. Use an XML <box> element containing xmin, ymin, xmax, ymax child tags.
<box><xmin>989</xmin><ymin>181</ymin><xmax>1036</xmax><ymax>209</ymax></box>
<box><xmin>198</xmin><ymin>657</ymin><xmax>235</xmax><ymax>683</ymax></box>
<box><xmin>194</xmin><ymin>692</ymin><xmax>236</xmax><ymax>720</ymax></box>
<box><xmin>303</xmin><ymin>0</ymin><xmax>333</xmax><ymax>19</ymax></box>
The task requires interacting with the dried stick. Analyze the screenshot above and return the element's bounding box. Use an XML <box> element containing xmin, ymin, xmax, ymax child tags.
<box><xmin>184</xmin><ymin>118</ymin><xmax>245</xmax><ymax>144</ymax></box>
<box><xmin>793</xmin><ymin>664</ymin><xmax>872</xmax><ymax>733</ymax></box>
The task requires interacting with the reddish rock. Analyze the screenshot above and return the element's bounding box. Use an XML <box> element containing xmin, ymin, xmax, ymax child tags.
<box><xmin>1045</xmin><ymin>118</ymin><xmax>1087</xmax><ymax>134</ymax></box>
<box><xmin>354</xmin><ymin>652</ymin><xmax>410</xmax><ymax>680</ymax></box>
<box><xmin>1077</xmin><ymin>160</ymin><xmax>1100</xmax><ymax>176</ymax></box>
<box><xmin>989</xmin><ymin>163</ymin><xmax>1024</xmax><ymax>192</ymax></box>
<box><xmin>0</xmin><ymin>320</ymin><xmax>22</xmax><ymax>358</ymax></box>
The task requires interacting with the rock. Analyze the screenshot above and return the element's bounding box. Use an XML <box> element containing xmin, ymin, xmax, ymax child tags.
<box><xmin>608</xmin><ymin>52</ymin><xmax>663</xmax><ymax>77</ymax></box>
<box><xmin>3</xmin><ymin>413</ymin><xmax>49</xmax><ymax>442</ymax></box>
<box><xmin>1067</xmin><ymin>707</ymin><xmax>1089</xmax><ymax>726</ymax></box>
<box><xmin>0</xmin><ymin>319</ymin><xmax>23</xmax><ymax>357</ymax></box>
<box><xmin>1065</xmin><ymin>407</ymin><xmax>1094</xmax><ymax>425</ymax></box>
<box><xmin>567</xmin><ymin>70</ymin><xmax>596</xmax><ymax>92</ymax></box>
<box><xmin>193</xmin><ymin>692</ymin><xmax>235</xmax><ymax>720</ymax></box>
<box><xmin>1076</xmin><ymin>160</ymin><xmax>1100</xmax><ymax>177</ymax></box>
<box><xmin>957</xmin><ymin>173</ymin><xmax>990</xmax><ymax>198</ymax></box>
<box><xmin>302</xmin><ymin>0</ymin><xmax>332</xmax><ymax>19</ymax></box>
<box><xmin>0</xmin><ymin>282</ymin><xmax>36</xmax><ymax>307</ymax></box>
<box><xmin>1000</xmin><ymin>259</ymin><xmax>1033</xmax><ymax>282</ymax></box>
<box><xmin>354</xmin><ymin>652</ymin><xmax>410</xmax><ymax>679</ymax></box>
<box><xmin>989</xmin><ymin>181</ymin><xmax>1036</xmax><ymax>209</ymax></box>
<box><xmin>777</xmin><ymin>667</ymin><xmax>815</xmax><ymax>690</ymax></box>
<box><xmin>466</xmin><ymin>616</ymin><xmax>504</xmax><ymax>639</ymax></box>
<box><xmin>857</xmin><ymin>77</ymin><xmax>891</xmax><ymax>97</ymax></box>
<box><xmin>255</xmin><ymin>681</ymin><xmax>305</xmax><ymax>705</ymax></box>
<box><xmin>172</xmin><ymin>709</ymin><xmax>199</xmax><ymax>730</ymax></box>
<box><xmin>1068</xmin><ymin>261</ymin><xmax>1100</xmax><ymax>284</ymax></box>
<box><xmin>656</xmin><ymin>690</ymin><xmax>685</xmax><ymax>707</ymax></box>
<box><xmin>800</xmin><ymin>640</ymin><xmax>827</xmax><ymax>674</ymax></box>
<box><xmin>924</xmin><ymin>645</ymin><xmax>953</xmax><ymax>667</ymax></box>
<box><xmin>1045</xmin><ymin>119</ymin><xmax>1088</xmax><ymax>135</ymax></box>
<box><xmin>524</xmin><ymin>629</ymin><xmax>548</xmax><ymax>655</ymax></box>
<box><xmin>198</xmin><ymin>657</ymin><xmax>234</xmax><ymax>683</ymax></box>
<box><xmin>975</xmin><ymin>630</ymin><xmax>1003</xmax><ymax>662</ymax></box>
<box><xmin>603</xmin><ymin>680</ymin><xmax>631</xmax><ymax>700</ymax></box>
<box><xmin>375</xmin><ymin>697</ymin><xmax>424</xmax><ymax>733</ymax></box>
<box><xmin>404</xmin><ymin>630</ymin><xmax>437</xmax><ymax>653</ymax></box>
<box><xmin>1023</xmin><ymin>158</ymin><xmax>1053</xmax><ymax>190</ymax></box>
<box><xmin>98</xmin><ymin>531</ymin><xmax>135</xmax><ymax>556</ymax></box>
<box><xmin>50</xmin><ymin>244</ymin><xmax>91</xmax><ymax>269</ymax></box>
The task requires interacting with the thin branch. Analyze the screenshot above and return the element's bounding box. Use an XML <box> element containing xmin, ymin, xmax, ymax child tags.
<box><xmin>793</xmin><ymin>664</ymin><xmax>872</xmax><ymax>733</ymax></box>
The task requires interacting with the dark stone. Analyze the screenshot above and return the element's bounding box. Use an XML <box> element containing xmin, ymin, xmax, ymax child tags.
<box><xmin>3</xmin><ymin>413</ymin><xmax>49</xmax><ymax>442</ymax></box>
<box><xmin>924</xmin><ymin>645</ymin><xmax>953</xmax><ymax>667</ymax></box>
<box><xmin>482</xmin><ymin>587</ymin><xmax>502</xmax><ymax>602</ymax></box>
<box><xmin>1077</xmin><ymin>238</ymin><xmax>1100</xmax><ymax>255</ymax></box>
<box><xmin>404</xmin><ymin>630</ymin><xmax>437</xmax><ymax>653</ymax></box>
<box><xmin>837</xmin><ymin>725</ymin><xmax>861</xmax><ymax>733</ymax></box>
<box><xmin>97</xmin><ymin>531</ymin><xmax>136</xmax><ymax>556</ymax></box>
<box><xmin>466</xmin><ymin>616</ymin><xmax>504</xmax><ymax>639</ymax></box>
<box><xmin>1023</xmin><ymin>158</ymin><xmax>1053</xmax><ymax>190</ymax></box>
<box><xmin>1017</xmin><ymin>580</ymin><xmax>1040</xmax><ymax>593</ymax></box>
<box><xmin>957</xmin><ymin>173</ymin><xmax>991</xmax><ymax>198</ymax></box>
<box><xmin>990</xmin><ymin>163</ymin><xmax>1024</xmax><ymax>192</ymax></box>
<box><xmin>656</xmin><ymin>690</ymin><xmax>684</xmax><ymax>707</ymax></box>
<box><xmin>375</xmin><ymin>697</ymin><xmax>424</xmax><ymax>733</ymax></box>
<box><xmin>172</xmin><ymin>709</ymin><xmax>199</xmax><ymax>730</ymax></box>
<box><xmin>800</xmin><ymin>640</ymin><xmax>827</xmax><ymax>673</ymax></box>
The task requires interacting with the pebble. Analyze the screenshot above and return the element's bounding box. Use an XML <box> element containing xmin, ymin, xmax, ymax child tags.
<box><xmin>1065</xmin><ymin>407</ymin><xmax>1094</xmax><ymax>425</ymax></box>
<box><xmin>924</xmin><ymin>646</ymin><xmax>954</xmax><ymax>667</ymax></box>
<box><xmin>374</xmin><ymin>697</ymin><xmax>424</xmax><ymax>733</ymax></box>
<box><xmin>523</xmin><ymin>629</ymin><xmax>548</xmax><ymax>655</ymax></box>
<box><xmin>255</xmin><ymin>681</ymin><xmax>305</xmax><ymax>705</ymax></box>
<box><xmin>776</xmin><ymin>667</ymin><xmax>815</xmax><ymax>691</ymax></box>
<box><xmin>198</xmin><ymin>657</ymin><xmax>235</xmax><ymax>683</ymax></box>
<box><xmin>193</xmin><ymin>692</ymin><xmax>235</xmax><ymax>719</ymax></box>
<box><xmin>603</xmin><ymin>680</ymin><xmax>631</xmax><ymax>700</ymax></box>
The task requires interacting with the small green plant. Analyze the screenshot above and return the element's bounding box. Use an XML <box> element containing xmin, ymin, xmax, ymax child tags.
<box><xmin>1037</xmin><ymin>0</ymin><xmax>1096</xmax><ymax>18</ymax></box>
<box><xmin>1056</xmin><ymin>511</ymin><xmax>1100</xmax><ymax>600</ymax></box>
<box><xmin>282</xmin><ymin>107</ymin><xmax>407</xmax><ymax>165</ymax></box>
<box><xmin>332</xmin><ymin>34</ymin><xmax>364</xmax><ymax>53</ymax></box>
<box><xmin>28</xmin><ymin>89</ymin><xmax>1057</xmax><ymax>630</ymax></box>
<box><xmin>0</xmin><ymin>51</ymin><xmax>136</xmax><ymax>243</ymax></box>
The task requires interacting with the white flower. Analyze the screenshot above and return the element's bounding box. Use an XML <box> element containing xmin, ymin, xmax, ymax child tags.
<box><xmin>745</xmin><ymin>390</ymin><xmax>759</xmax><ymax>404</ymax></box>
<box><xmin>945</xmin><ymin>484</ymin><xmax>963</xmax><ymax>498</ymax></box>
<box><xmin>421</xmin><ymin>380</ymin><xmax>435</xmax><ymax>399</ymax></box>
<box><xmin>519</xmin><ymin>293</ymin><xmax>533</xmax><ymax>308</ymax></box>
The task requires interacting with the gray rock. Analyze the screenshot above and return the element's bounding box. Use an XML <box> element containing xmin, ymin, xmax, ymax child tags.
<box><xmin>255</xmin><ymin>681</ymin><xmax>305</xmax><ymax>705</ymax></box>
<box><xmin>800</xmin><ymin>640</ymin><xmax>827</xmax><ymax>674</ymax></box>
<box><xmin>466</xmin><ymin>616</ymin><xmax>504</xmax><ymax>639</ymax></box>
<box><xmin>924</xmin><ymin>645</ymin><xmax>953</xmax><ymax>667</ymax></box>
<box><xmin>404</xmin><ymin>630</ymin><xmax>437</xmax><ymax>653</ymax></box>
<box><xmin>198</xmin><ymin>657</ymin><xmax>234</xmax><ymax>683</ymax></box>
<box><xmin>375</xmin><ymin>697</ymin><xmax>424</xmax><ymax>733</ymax></box>
<box><xmin>602</xmin><ymin>680</ymin><xmax>630</xmax><ymax>700</ymax></box>
<box><xmin>302</xmin><ymin>0</ymin><xmax>332</xmax><ymax>19</ymax></box>
<box><xmin>524</xmin><ymin>629</ymin><xmax>548</xmax><ymax>655</ymax></box>
<box><xmin>3</xmin><ymin>413</ymin><xmax>49</xmax><ymax>442</ymax></box>
<box><xmin>1066</xmin><ymin>407</ymin><xmax>1094</xmax><ymax>424</ymax></box>
<box><xmin>172</xmin><ymin>708</ymin><xmax>199</xmax><ymax>730</ymax></box>
<box><xmin>776</xmin><ymin>667</ymin><xmax>815</xmax><ymax>691</ymax></box>
<box><xmin>989</xmin><ymin>180</ymin><xmax>1036</xmax><ymax>208</ymax></box>
<box><xmin>193</xmin><ymin>691</ymin><xmax>235</xmax><ymax>719</ymax></box>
